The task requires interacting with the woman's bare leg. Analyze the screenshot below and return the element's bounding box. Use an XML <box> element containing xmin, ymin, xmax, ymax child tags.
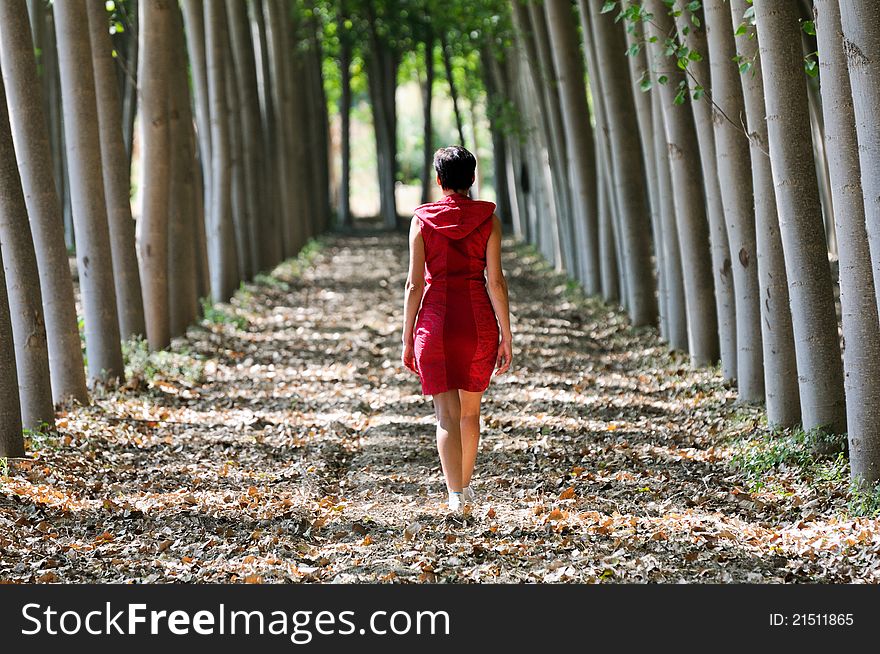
<box><xmin>459</xmin><ymin>390</ymin><xmax>484</xmax><ymax>487</ymax></box>
<box><xmin>432</xmin><ymin>390</ymin><xmax>463</xmax><ymax>492</ymax></box>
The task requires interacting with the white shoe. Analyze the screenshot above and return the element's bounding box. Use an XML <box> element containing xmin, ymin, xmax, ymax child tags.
<box><xmin>462</xmin><ymin>486</ymin><xmax>476</xmax><ymax>505</ymax></box>
<box><xmin>447</xmin><ymin>491</ymin><xmax>463</xmax><ymax>513</ymax></box>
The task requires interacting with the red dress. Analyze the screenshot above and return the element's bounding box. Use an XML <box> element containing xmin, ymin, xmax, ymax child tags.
<box><xmin>413</xmin><ymin>193</ymin><xmax>500</xmax><ymax>395</ymax></box>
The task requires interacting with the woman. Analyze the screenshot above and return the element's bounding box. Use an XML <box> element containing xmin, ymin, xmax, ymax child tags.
<box><xmin>401</xmin><ymin>146</ymin><xmax>513</xmax><ymax>513</ymax></box>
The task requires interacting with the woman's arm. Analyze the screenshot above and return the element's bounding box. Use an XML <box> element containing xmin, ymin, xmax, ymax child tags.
<box><xmin>485</xmin><ymin>214</ymin><xmax>512</xmax><ymax>375</ymax></box>
<box><xmin>401</xmin><ymin>217</ymin><xmax>426</xmax><ymax>372</ymax></box>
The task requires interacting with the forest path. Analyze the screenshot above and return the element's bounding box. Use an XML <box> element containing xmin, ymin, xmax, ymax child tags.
<box><xmin>2</xmin><ymin>227</ymin><xmax>876</xmax><ymax>583</ymax></box>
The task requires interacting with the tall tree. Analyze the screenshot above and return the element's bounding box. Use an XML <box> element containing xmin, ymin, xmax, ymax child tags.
<box><xmin>545</xmin><ymin>0</ymin><xmax>600</xmax><ymax>296</ymax></box>
<box><xmin>729</xmin><ymin>0</ymin><xmax>800</xmax><ymax>427</ymax></box>
<box><xmin>137</xmin><ymin>0</ymin><xmax>172</xmax><ymax>349</ymax></box>
<box><xmin>0</xmin><ymin>252</ymin><xmax>22</xmax><ymax>456</ymax></box>
<box><xmin>0</xmin><ymin>0</ymin><xmax>88</xmax><ymax>406</ymax></box>
<box><xmin>671</xmin><ymin>3</ymin><xmax>736</xmax><ymax>379</ymax></box>
<box><xmin>420</xmin><ymin>26</ymin><xmax>435</xmax><ymax>206</ymax></box>
<box><xmin>365</xmin><ymin>4</ymin><xmax>401</xmax><ymax>230</ymax></box>
<box><xmin>0</xmin><ymin>71</ymin><xmax>54</xmax><ymax>430</ymax></box>
<box><xmin>227</xmin><ymin>0</ymin><xmax>264</xmax><ymax>274</ymax></box>
<box><xmin>338</xmin><ymin>1</ymin><xmax>353</xmax><ymax>227</ymax></box>
<box><xmin>440</xmin><ymin>31</ymin><xmax>467</xmax><ymax>149</ymax></box>
<box><xmin>753</xmin><ymin>0</ymin><xmax>845</xmax><ymax>433</ymax></box>
<box><xmin>54</xmin><ymin>0</ymin><xmax>124</xmax><ymax>385</ymax></box>
<box><xmin>839</xmin><ymin>1</ymin><xmax>880</xmax><ymax>324</ymax></box>
<box><xmin>590</xmin><ymin>2</ymin><xmax>657</xmax><ymax>327</ymax></box>
<box><xmin>816</xmin><ymin>0</ymin><xmax>880</xmax><ymax>483</ymax></box>
<box><xmin>644</xmin><ymin>0</ymin><xmax>718</xmax><ymax>365</ymax></box>
<box><xmin>167</xmin><ymin>1</ymin><xmax>200</xmax><ymax>335</ymax></box>
<box><xmin>86</xmin><ymin>0</ymin><xmax>146</xmax><ymax>343</ymax></box>
<box><xmin>204</xmin><ymin>0</ymin><xmax>237</xmax><ymax>300</ymax></box>
<box><xmin>704</xmin><ymin>0</ymin><xmax>764</xmax><ymax>402</ymax></box>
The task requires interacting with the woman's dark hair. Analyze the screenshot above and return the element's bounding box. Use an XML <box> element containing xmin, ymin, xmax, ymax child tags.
<box><xmin>433</xmin><ymin>145</ymin><xmax>476</xmax><ymax>191</ymax></box>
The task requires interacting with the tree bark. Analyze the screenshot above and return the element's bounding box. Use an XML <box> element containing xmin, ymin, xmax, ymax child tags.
<box><xmin>645</xmin><ymin>0</ymin><xmax>718</xmax><ymax>366</ymax></box>
<box><xmin>227</xmin><ymin>0</ymin><xmax>265</xmax><ymax>274</ymax></box>
<box><xmin>528</xmin><ymin>1</ymin><xmax>575</xmax><ymax>276</ymax></box>
<box><xmin>54</xmin><ymin>0</ymin><xmax>124</xmax><ymax>384</ymax></box>
<box><xmin>729</xmin><ymin>0</ymin><xmax>800</xmax><ymax>427</ymax></box>
<box><xmin>0</xmin><ymin>253</ymin><xmax>23</xmax><ymax>456</ymax></box>
<box><xmin>545</xmin><ymin>0</ymin><xmax>600</xmax><ymax>296</ymax></box>
<box><xmin>753</xmin><ymin>0</ymin><xmax>845</xmax><ymax>433</ymax></box>
<box><xmin>816</xmin><ymin>0</ymin><xmax>880</xmax><ymax>482</ymax></box>
<box><xmin>0</xmin><ymin>73</ymin><xmax>54</xmax><ymax>430</ymax></box>
<box><xmin>440</xmin><ymin>32</ymin><xmax>466</xmax><ymax>149</ymax></box>
<box><xmin>338</xmin><ymin>5</ymin><xmax>353</xmax><ymax>227</ymax></box>
<box><xmin>672</xmin><ymin>4</ymin><xmax>736</xmax><ymax>378</ymax></box>
<box><xmin>137</xmin><ymin>0</ymin><xmax>172</xmax><ymax>350</ymax></box>
<box><xmin>421</xmin><ymin>29</ymin><xmax>435</xmax><ymax>206</ymax></box>
<box><xmin>204</xmin><ymin>0</ymin><xmax>237</xmax><ymax>300</ymax></box>
<box><xmin>167</xmin><ymin>1</ymin><xmax>199</xmax><ymax>336</ymax></box>
<box><xmin>839</xmin><ymin>1</ymin><xmax>880</xmax><ymax>333</ymax></box>
<box><xmin>704</xmin><ymin>0</ymin><xmax>764</xmax><ymax>402</ymax></box>
<box><xmin>623</xmin><ymin>8</ymin><xmax>663</xmax><ymax>322</ymax></box>
<box><xmin>0</xmin><ymin>0</ymin><xmax>89</xmax><ymax>406</ymax></box>
<box><xmin>366</xmin><ymin>15</ymin><xmax>400</xmax><ymax>230</ymax></box>
<box><xmin>588</xmin><ymin>2</ymin><xmax>657</xmax><ymax>327</ymax></box>
<box><xmin>86</xmin><ymin>0</ymin><xmax>146</xmax><ymax>343</ymax></box>
<box><xmin>651</xmin><ymin>85</ymin><xmax>687</xmax><ymax>352</ymax></box>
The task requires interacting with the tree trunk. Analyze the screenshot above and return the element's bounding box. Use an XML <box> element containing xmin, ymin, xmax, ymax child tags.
<box><xmin>528</xmin><ymin>1</ymin><xmax>575</xmax><ymax>275</ymax></box>
<box><xmin>137</xmin><ymin>0</ymin><xmax>172</xmax><ymax>350</ymax></box>
<box><xmin>226</xmin><ymin>39</ymin><xmax>252</xmax><ymax>281</ymax></box>
<box><xmin>119</xmin><ymin>0</ymin><xmax>138</xmax><ymax>165</ymax></box>
<box><xmin>839</xmin><ymin>1</ymin><xmax>880</xmax><ymax>336</ymax></box>
<box><xmin>644</xmin><ymin>0</ymin><xmax>718</xmax><ymax>365</ymax></box>
<box><xmin>204</xmin><ymin>0</ymin><xmax>237</xmax><ymax>301</ymax></box>
<box><xmin>338</xmin><ymin>5</ymin><xmax>353</xmax><ymax>227</ymax></box>
<box><xmin>672</xmin><ymin>3</ymin><xmax>736</xmax><ymax>378</ymax></box>
<box><xmin>704</xmin><ymin>0</ymin><xmax>764</xmax><ymax>402</ymax></box>
<box><xmin>816</xmin><ymin>0</ymin><xmax>880</xmax><ymax>482</ymax></box>
<box><xmin>366</xmin><ymin>18</ymin><xmax>399</xmax><ymax>230</ymax></box>
<box><xmin>0</xmin><ymin>74</ymin><xmax>54</xmax><ymax>430</ymax></box>
<box><xmin>480</xmin><ymin>46</ymin><xmax>512</xmax><ymax>227</ymax></box>
<box><xmin>227</xmin><ymin>0</ymin><xmax>265</xmax><ymax>274</ymax></box>
<box><xmin>167</xmin><ymin>1</ymin><xmax>199</xmax><ymax>336</ymax></box>
<box><xmin>0</xmin><ymin>0</ymin><xmax>89</xmax><ymax>406</ymax></box>
<box><xmin>729</xmin><ymin>0</ymin><xmax>800</xmax><ymax>427</ymax></box>
<box><xmin>651</xmin><ymin>85</ymin><xmax>688</xmax><ymax>352</ymax></box>
<box><xmin>307</xmin><ymin>12</ymin><xmax>331</xmax><ymax>235</ymax></box>
<box><xmin>588</xmin><ymin>2</ymin><xmax>657</xmax><ymax>326</ymax></box>
<box><xmin>181</xmin><ymin>0</ymin><xmax>213</xmax><ymax>280</ymax></box>
<box><xmin>54</xmin><ymin>0</ymin><xmax>124</xmax><ymax>385</ymax></box>
<box><xmin>421</xmin><ymin>29</ymin><xmax>435</xmax><ymax>206</ymax></box>
<box><xmin>440</xmin><ymin>32</ymin><xmax>466</xmax><ymax>149</ymax></box>
<box><xmin>545</xmin><ymin>0</ymin><xmax>600</xmax><ymax>296</ymax></box>
<box><xmin>753</xmin><ymin>0</ymin><xmax>845</xmax><ymax>433</ymax></box>
<box><xmin>44</xmin><ymin>8</ymin><xmax>74</xmax><ymax>252</ymax></box>
<box><xmin>0</xmin><ymin>255</ymin><xmax>23</xmax><ymax>456</ymax></box>
<box><xmin>622</xmin><ymin>7</ymin><xmax>663</xmax><ymax>320</ymax></box>
<box><xmin>250</xmin><ymin>0</ymin><xmax>282</xmax><ymax>266</ymax></box>
<box><xmin>86</xmin><ymin>0</ymin><xmax>146</xmax><ymax>343</ymax></box>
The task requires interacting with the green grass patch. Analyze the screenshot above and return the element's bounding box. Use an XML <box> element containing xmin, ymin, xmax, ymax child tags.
<box><xmin>199</xmin><ymin>297</ymin><xmax>249</xmax><ymax>331</ymax></box>
<box><xmin>122</xmin><ymin>335</ymin><xmax>205</xmax><ymax>385</ymax></box>
<box><xmin>848</xmin><ymin>478</ymin><xmax>880</xmax><ymax>517</ymax></box>
<box><xmin>729</xmin><ymin>426</ymin><xmax>848</xmax><ymax>489</ymax></box>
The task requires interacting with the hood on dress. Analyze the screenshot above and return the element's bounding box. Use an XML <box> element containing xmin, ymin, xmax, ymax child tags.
<box><xmin>414</xmin><ymin>194</ymin><xmax>496</xmax><ymax>240</ymax></box>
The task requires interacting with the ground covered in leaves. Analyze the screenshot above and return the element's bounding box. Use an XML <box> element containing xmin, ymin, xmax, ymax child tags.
<box><xmin>2</xmin><ymin>226</ymin><xmax>879</xmax><ymax>584</ymax></box>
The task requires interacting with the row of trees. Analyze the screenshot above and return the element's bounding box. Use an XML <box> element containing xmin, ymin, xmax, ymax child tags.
<box><xmin>489</xmin><ymin>0</ymin><xmax>880</xmax><ymax>487</ymax></box>
<box><xmin>0</xmin><ymin>0</ymin><xmax>330</xmax><ymax>457</ymax></box>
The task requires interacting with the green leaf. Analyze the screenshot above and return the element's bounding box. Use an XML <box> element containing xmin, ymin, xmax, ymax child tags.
<box><xmin>688</xmin><ymin>49</ymin><xmax>703</xmax><ymax>62</ymax></box>
<box><xmin>734</xmin><ymin>22</ymin><xmax>748</xmax><ymax>37</ymax></box>
<box><xmin>739</xmin><ymin>61</ymin><xmax>753</xmax><ymax>75</ymax></box>
<box><xmin>658</xmin><ymin>74</ymin><xmax>669</xmax><ymax>85</ymax></box>
<box><xmin>743</xmin><ymin>6</ymin><xmax>755</xmax><ymax>19</ymax></box>
<box><xmin>802</xmin><ymin>20</ymin><xmax>816</xmax><ymax>36</ymax></box>
<box><xmin>804</xmin><ymin>58</ymin><xmax>818</xmax><ymax>77</ymax></box>
<box><xmin>639</xmin><ymin>74</ymin><xmax>653</xmax><ymax>92</ymax></box>
<box><xmin>691</xmin><ymin>14</ymin><xmax>701</xmax><ymax>28</ymax></box>
<box><xmin>692</xmin><ymin>85</ymin><xmax>704</xmax><ymax>101</ymax></box>
<box><xmin>601</xmin><ymin>1</ymin><xmax>617</xmax><ymax>13</ymax></box>
<box><xmin>687</xmin><ymin>1</ymin><xmax>701</xmax><ymax>11</ymax></box>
